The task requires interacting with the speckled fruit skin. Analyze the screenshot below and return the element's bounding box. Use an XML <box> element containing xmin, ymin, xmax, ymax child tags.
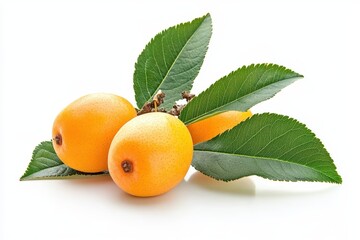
<box><xmin>108</xmin><ymin>112</ymin><xmax>193</xmax><ymax>197</ymax></box>
<box><xmin>52</xmin><ymin>93</ymin><xmax>137</xmax><ymax>173</ymax></box>
<box><xmin>187</xmin><ymin>110</ymin><xmax>252</xmax><ymax>145</ymax></box>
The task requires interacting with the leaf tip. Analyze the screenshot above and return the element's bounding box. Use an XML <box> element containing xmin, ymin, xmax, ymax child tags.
<box><xmin>332</xmin><ymin>173</ymin><xmax>343</xmax><ymax>184</ymax></box>
<box><xmin>19</xmin><ymin>176</ymin><xmax>29</xmax><ymax>181</ymax></box>
<box><xmin>205</xmin><ymin>13</ymin><xmax>212</xmax><ymax>20</ymax></box>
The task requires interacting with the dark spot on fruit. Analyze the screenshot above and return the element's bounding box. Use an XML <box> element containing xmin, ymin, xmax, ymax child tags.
<box><xmin>121</xmin><ymin>160</ymin><xmax>133</xmax><ymax>173</ymax></box>
<box><xmin>54</xmin><ymin>134</ymin><xmax>62</xmax><ymax>146</ymax></box>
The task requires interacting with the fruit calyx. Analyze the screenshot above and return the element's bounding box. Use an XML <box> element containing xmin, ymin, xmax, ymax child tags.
<box><xmin>53</xmin><ymin>134</ymin><xmax>62</xmax><ymax>146</ymax></box>
<box><xmin>121</xmin><ymin>160</ymin><xmax>133</xmax><ymax>173</ymax></box>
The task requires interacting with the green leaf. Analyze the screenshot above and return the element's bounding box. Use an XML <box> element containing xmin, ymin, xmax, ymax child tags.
<box><xmin>134</xmin><ymin>13</ymin><xmax>212</xmax><ymax>110</ymax></box>
<box><xmin>20</xmin><ymin>141</ymin><xmax>108</xmax><ymax>181</ymax></box>
<box><xmin>179</xmin><ymin>64</ymin><xmax>303</xmax><ymax>125</ymax></box>
<box><xmin>193</xmin><ymin>113</ymin><xmax>342</xmax><ymax>183</ymax></box>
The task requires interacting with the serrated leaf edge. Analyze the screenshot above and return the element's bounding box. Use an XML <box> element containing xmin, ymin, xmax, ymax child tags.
<box><xmin>192</xmin><ymin>150</ymin><xmax>342</xmax><ymax>183</ymax></box>
<box><xmin>20</xmin><ymin>141</ymin><xmax>54</xmax><ymax>180</ymax></box>
<box><xmin>180</xmin><ymin>63</ymin><xmax>303</xmax><ymax>124</ymax></box>
<box><xmin>192</xmin><ymin>113</ymin><xmax>342</xmax><ymax>184</ymax></box>
<box><xmin>20</xmin><ymin>141</ymin><xmax>109</xmax><ymax>181</ymax></box>
<box><xmin>134</xmin><ymin>13</ymin><xmax>212</xmax><ymax>109</ymax></box>
<box><xmin>147</xmin><ymin>14</ymin><xmax>212</xmax><ymax>106</ymax></box>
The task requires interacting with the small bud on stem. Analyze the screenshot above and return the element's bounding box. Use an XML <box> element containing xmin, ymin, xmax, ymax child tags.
<box><xmin>182</xmin><ymin>91</ymin><xmax>195</xmax><ymax>102</ymax></box>
<box><xmin>168</xmin><ymin>104</ymin><xmax>185</xmax><ymax>116</ymax></box>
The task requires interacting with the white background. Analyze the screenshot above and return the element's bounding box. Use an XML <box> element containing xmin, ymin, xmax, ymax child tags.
<box><xmin>1</xmin><ymin>0</ymin><xmax>359</xmax><ymax>239</ymax></box>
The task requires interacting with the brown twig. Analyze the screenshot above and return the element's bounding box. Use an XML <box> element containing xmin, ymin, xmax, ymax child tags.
<box><xmin>137</xmin><ymin>90</ymin><xmax>196</xmax><ymax>116</ymax></box>
<box><xmin>168</xmin><ymin>104</ymin><xmax>185</xmax><ymax>116</ymax></box>
<box><xmin>137</xmin><ymin>90</ymin><xmax>166</xmax><ymax>115</ymax></box>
